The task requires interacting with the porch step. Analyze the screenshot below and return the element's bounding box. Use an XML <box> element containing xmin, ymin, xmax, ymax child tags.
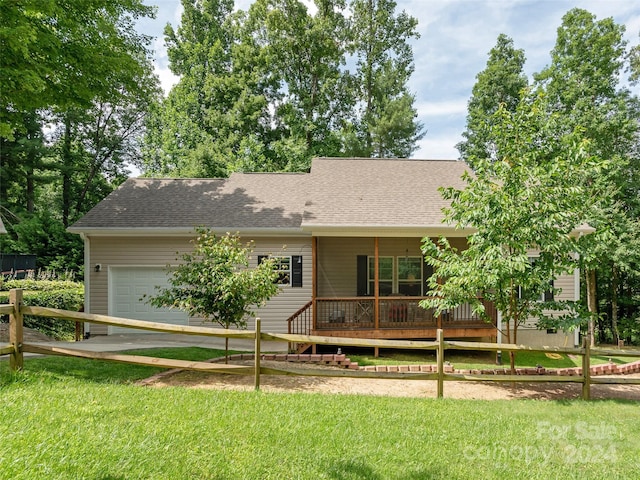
<box><xmin>295</xmin><ymin>343</ymin><xmax>313</xmax><ymax>354</ymax></box>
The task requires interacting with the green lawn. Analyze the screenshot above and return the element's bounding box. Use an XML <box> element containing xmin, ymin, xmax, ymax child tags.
<box><xmin>1</xmin><ymin>350</ymin><xmax>639</xmax><ymax>479</ymax></box>
<box><xmin>348</xmin><ymin>348</ymin><xmax>640</xmax><ymax>370</ymax></box>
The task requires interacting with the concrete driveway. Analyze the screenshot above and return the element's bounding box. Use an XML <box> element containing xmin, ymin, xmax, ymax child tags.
<box><xmin>24</xmin><ymin>332</ymin><xmax>288</xmax><ymax>354</ymax></box>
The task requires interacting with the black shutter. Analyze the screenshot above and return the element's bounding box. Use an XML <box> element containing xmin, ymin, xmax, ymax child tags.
<box><xmin>257</xmin><ymin>255</ymin><xmax>268</xmax><ymax>265</ymax></box>
<box><xmin>422</xmin><ymin>263</ymin><xmax>434</xmax><ymax>296</ymax></box>
<box><xmin>357</xmin><ymin>255</ymin><xmax>368</xmax><ymax>296</ymax></box>
<box><xmin>544</xmin><ymin>280</ymin><xmax>554</xmax><ymax>302</ymax></box>
<box><xmin>292</xmin><ymin>256</ymin><xmax>303</xmax><ymax>287</ymax></box>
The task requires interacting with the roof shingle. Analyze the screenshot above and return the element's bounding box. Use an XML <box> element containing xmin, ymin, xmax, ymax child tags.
<box><xmin>69</xmin><ymin>158</ymin><xmax>469</xmax><ymax>234</ymax></box>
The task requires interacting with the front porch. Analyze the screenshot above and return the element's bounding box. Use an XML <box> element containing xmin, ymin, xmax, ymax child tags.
<box><xmin>288</xmin><ymin>296</ymin><xmax>497</xmax><ymax>341</ymax></box>
<box><xmin>286</xmin><ymin>236</ymin><xmax>497</xmax><ymax>350</ymax></box>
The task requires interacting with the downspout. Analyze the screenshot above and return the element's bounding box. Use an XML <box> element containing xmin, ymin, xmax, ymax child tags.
<box><xmin>496</xmin><ymin>311</ymin><xmax>502</xmax><ymax>365</ymax></box>
<box><xmin>312</xmin><ymin>236</ymin><xmax>317</xmax><ymax>333</ymax></box>
<box><xmin>374</xmin><ymin>237</ymin><xmax>379</xmax><ymax>331</ymax></box>
<box><xmin>82</xmin><ymin>234</ymin><xmax>90</xmax><ymax>337</ymax></box>
<box><xmin>374</xmin><ymin>237</ymin><xmax>379</xmax><ymax>357</ymax></box>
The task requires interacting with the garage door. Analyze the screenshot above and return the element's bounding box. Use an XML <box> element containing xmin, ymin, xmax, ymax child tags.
<box><xmin>109</xmin><ymin>267</ymin><xmax>189</xmax><ymax>334</ymax></box>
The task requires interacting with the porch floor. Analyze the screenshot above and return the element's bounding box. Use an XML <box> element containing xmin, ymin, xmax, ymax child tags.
<box><xmin>311</xmin><ymin>324</ymin><xmax>496</xmax><ymax>340</ymax></box>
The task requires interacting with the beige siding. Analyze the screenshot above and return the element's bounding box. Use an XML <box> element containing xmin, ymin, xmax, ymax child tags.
<box><xmin>87</xmin><ymin>235</ymin><xmax>311</xmax><ymax>335</ymax></box>
<box><xmin>317</xmin><ymin>237</ymin><xmax>428</xmax><ymax>297</ymax></box>
<box><xmin>249</xmin><ymin>238</ymin><xmax>313</xmax><ymax>333</ymax></box>
<box><xmin>513</xmin><ymin>264</ymin><xmax>579</xmax><ymax>347</ymax></box>
<box><xmin>88</xmin><ymin>236</ymin><xmax>192</xmax><ymax>335</ymax></box>
<box><xmin>521</xmin><ymin>270</ymin><xmax>578</xmax><ymax>329</ymax></box>
<box><xmin>517</xmin><ymin>328</ymin><xmax>577</xmax><ymax>348</ymax></box>
<box><xmin>316</xmin><ymin>237</ymin><xmax>467</xmax><ymax>297</ymax></box>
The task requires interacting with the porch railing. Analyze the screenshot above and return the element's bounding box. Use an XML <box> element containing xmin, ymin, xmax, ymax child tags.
<box><xmin>286</xmin><ymin>300</ymin><xmax>313</xmax><ymax>351</ymax></box>
<box><xmin>315</xmin><ymin>297</ymin><xmax>495</xmax><ymax>331</ymax></box>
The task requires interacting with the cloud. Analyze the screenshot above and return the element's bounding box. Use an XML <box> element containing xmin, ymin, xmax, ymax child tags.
<box><xmin>141</xmin><ymin>0</ymin><xmax>640</xmax><ymax>156</ymax></box>
<box><xmin>415</xmin><ymin>99</ymin><xmax>468</xmax><ymax>118</ymax></box>
<box><xmin>414</xmin><ymin>132</ymin><xmax>463</xmax><ymax>160</ymax></box>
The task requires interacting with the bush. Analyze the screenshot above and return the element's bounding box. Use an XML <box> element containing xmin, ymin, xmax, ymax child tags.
<box><xmin>619</xmin><ymin>316</ymin><xmax>640</xmax><ymax>345</ymax></box>
<box><xmin>1</xmin><ymin>280</ymin><xmax>84</xmax><ymax>340</ymax></box>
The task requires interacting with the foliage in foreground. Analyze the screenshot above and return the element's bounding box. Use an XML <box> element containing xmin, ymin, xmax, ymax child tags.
<box><xmin>0</xmin><ymin>354</ymin><xmax>638</xmax><ymax>479</ymax></box>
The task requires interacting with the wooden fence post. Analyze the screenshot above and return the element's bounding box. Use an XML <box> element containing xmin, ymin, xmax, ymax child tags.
<box><xmin>582</xmin><ymin>334</ymin><xmax>591</xmax><ymax>401</ymax></box>
<box><xmin>9</xmin><ymin>289</ymin><xmax>24</xmax><ymax>371</ymax></box>
<box><xmin>437</xmin><ymin>329</ymin><xmax>444</xmax><ymax>399</ymax></box>
<box><xmin>254</xmin><ymin>318</ymin><xmax>261</xmax><ymax>391</ymax></box>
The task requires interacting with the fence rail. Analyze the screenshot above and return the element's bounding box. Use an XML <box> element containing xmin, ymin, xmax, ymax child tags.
<box><xmin>3</xmin><ymin>289</ymin><xmax>640</xmax><ymax>399</ymax></box>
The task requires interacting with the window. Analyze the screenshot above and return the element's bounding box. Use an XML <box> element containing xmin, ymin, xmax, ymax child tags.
<box><xmin>364</xmin><ymin>256</ymin><xmax>427</xmax><ymax>296</ymax></box>
<box><xmin>517</xmin><ymin>281</ymin><xmax>554</xmax><ymax>302</ymax></box>
<box><xmin>258</xmin><ymin>255</ymin><xmax>303</xmax><ymax>287</ymax></box>
<box><xmin>397</xmin><ymin>257</ymin><xmax>423</xmax><ymax>296</ymax></box>
<box><xmin>273</xmin><ymin>257</ymin><xmax>291</xmax><ymax>285</ymax></box>
<box><xmin>368</xmin><ymin>257</ymin><xmax>393</xmax><ymax>295</ymax></box>
<box><xmin>516</xmin><ymin>257</ymin><xmax>555</xmax><ymax>302</ymax></box>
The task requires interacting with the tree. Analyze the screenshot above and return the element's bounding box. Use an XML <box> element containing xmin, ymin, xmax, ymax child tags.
<box><xmin>145</xmin><ymin>0</ymin><xmax>279</xmax><ymax>177</ymax></box>
<box><xmin>535</xmin><ymin>8</ymin><xmax>640</xmax><ymax>345</ymax></box>
<box><xmin>0</xmin><ymin>0</ymin><xmax>155</xmax><ymax>139</ymax></box>
<box><xmin>346</xmin><ymin>0</ymin><xmax>424</xmax><ymax>158</ymax></box>
<box><xmin>1</xmin><ymin>0</ymin><xmax>160</xmax><ymax>277</ymax></box>
<box><xmin>457</xmin><ymin>34</ymin><xmax>528</xmax><ymax>164</ymax></box>
<box><xmin>421</xmin><ymin>95</ymin><xmax>606</xmax><ymax>371</ymax></box>
<box><xmin>50</xmin><ymin>66</ymin><xmax>162</xmax><ymax>227</ymax></box>
<box><xmin>147</xmin><ymin>229</ymin><xmax>281</xmax><ymax>360</ymax></box>
<box><xmin>143</xmin><ymin>0</ymin><xmax>426</xmax><ymax>176</ymax></box>
<box><xmin>243</xmin><ymin>0</ymin><xmax>351</xmax><ymax>170</ymax></box>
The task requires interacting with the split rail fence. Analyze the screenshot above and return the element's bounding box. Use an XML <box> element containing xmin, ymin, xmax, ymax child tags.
<box><xmin>2</xmin><ymin>289</ymin><xmax>640</xmax><ymax>399</ymax></box>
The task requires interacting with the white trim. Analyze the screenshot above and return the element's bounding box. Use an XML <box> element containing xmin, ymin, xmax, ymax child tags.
<box><xmin>303</xmin><ymin>225</ymin><xmax>474</xmax><ymax>237</ymax></box>
<box><xmin>68</xmin><ymin>227</ymin><xmax>308</xmax><ymax>236</ymax></box>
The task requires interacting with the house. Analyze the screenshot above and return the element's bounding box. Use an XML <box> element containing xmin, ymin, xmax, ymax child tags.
<box><xmin>69</xmin><ymin>157</ymin><xmax>581</xmax><ymax>347</ymax></box>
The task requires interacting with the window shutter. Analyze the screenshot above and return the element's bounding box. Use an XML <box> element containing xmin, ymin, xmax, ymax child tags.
<box><xmin>292</xmin><ymin>256</ymin><xmax>303</xmax><ymax>287</ymax></box>
<box><xmin>544</xmin><ymin>281</ymin><xmax>554</xmax><ymax>302</ymax></box>
<box><xmin>422</xmin><ymin>263</ymin><xmax>434</xmax><ymax>296</ymax></box>
<box><xmin>357</xmin><ymin>255</ymin><xmax>368</xmax><ymax>296</ymax></box>
<box><xmin>257</xmin><ymin>255</ymin><xmax>268</xmax><ymax>265</ymax></box>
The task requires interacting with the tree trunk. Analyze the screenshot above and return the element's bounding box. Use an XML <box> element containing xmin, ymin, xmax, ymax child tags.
<box><xmin>61</xmin><ymin>115</ymin><xmax>73</xmax><ymax>228</ymax></box>
<box><xmin>611</xmin><ymin>264</ymin><xmax>620</xmax><ymax>345</ymax></box>
<box><xmin>586</xmin><ymin>268</ymin><xmax>597</xmax><ymax>348</ymax></box>
<box><xmin>225</xmin><ymin>336</ymin><xmax>229</xmax><ymax>364</ymax></box>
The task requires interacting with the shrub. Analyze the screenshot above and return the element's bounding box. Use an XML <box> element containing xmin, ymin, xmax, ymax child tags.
<box><xmin>1</xmin><ymin>280</ymin><xmax>84</xmax><ymax>340</ymax></box>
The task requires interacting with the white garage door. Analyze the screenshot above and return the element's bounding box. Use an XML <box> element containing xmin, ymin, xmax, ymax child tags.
<box><xmin>109</xmin><ymin>267</ymin><xmax>189</xmax><ymax>334</ymax></box>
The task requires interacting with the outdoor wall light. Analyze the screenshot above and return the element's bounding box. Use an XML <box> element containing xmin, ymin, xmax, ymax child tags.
<box><xmin>94</xmin><ymin>264</ymin><xmax>101</xmax><ymax>272</ymax></box>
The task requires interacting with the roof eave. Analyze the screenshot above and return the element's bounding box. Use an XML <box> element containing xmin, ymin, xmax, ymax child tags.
<box><xmin>67</xmin><ymin>226</ymin><xmax>310</xmax><ymax>237</ymax></box>
<box><xmin>301</xmin><ymin>224</ymin><xmax>475</xmax><ymax>237</ymax></box>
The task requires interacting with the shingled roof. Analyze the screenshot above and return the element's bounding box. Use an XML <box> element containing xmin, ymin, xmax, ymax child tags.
<box><xmin>69</xmin><ymin>158</ymin><xmax>470</xmax><ymax>236</ymax></box>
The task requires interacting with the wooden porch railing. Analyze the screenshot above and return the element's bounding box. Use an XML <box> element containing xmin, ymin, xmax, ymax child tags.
<box><xmin>286</xmin><ymin>300</ymin><xmax>313</xmax><ymax>351</ymax></box>
<box><xmin>314</xmin><ymin>297</ymin><xmax>495</xmax><ymax>331</ymax></box>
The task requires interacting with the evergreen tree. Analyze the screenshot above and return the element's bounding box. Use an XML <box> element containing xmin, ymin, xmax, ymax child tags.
<box><xmin>346</xmin><ymin>0</ymin><xmax>424</xmax><ymax>158</ymax></box>
<box><xmin>457</xmin><ymin>34</ymin><xmax>528</xmax><ymax>164</ymax></box>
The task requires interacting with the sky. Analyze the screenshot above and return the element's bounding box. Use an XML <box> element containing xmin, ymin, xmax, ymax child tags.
<box><xmin>137</xmin><ymin>0</ymin><xmax>640</xmax><ymax>160</ymax></box>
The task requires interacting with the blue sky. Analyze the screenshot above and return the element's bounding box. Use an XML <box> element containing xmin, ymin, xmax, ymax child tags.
<box><xmin>138</xmin><ymin>0</ymin><xmax>640</xmax><ymax>160</ymax></box>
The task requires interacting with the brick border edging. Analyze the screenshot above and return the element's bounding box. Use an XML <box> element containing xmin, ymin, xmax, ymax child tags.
<box><xmin>226</xmin><ymin>354</ymin><xmax>640</xmax><ymax>377</ymax></box>
<box><xmin>136</xmin><ymin>354</ymin><xmax>640</xmax><ymax>386</ymax></box>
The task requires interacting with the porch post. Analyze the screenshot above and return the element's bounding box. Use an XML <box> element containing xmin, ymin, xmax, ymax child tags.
<box><xmin>374</xmin><ymin>237</ymin><xmax>380</xmax><ymax>357</ymax></box>
<box><xmin>374</xmin><ymin>236</ymin><xmax>379</xmax><ymax>330</ymax></box>
<box><xmin>312</xmin><ymin>236</ymin><xmax>318</xmax><ymax>354</ymax></box>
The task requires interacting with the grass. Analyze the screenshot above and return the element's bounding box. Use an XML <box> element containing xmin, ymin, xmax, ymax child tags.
<box><xmin>347</xmin><ymin>348</ymin><xmax>640</xmax><ymax>370</ymax></box>
<box><xmin>1</xmin><ymin>349</ymin><xmax>639</xmax><ymax>479</ymax></box>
